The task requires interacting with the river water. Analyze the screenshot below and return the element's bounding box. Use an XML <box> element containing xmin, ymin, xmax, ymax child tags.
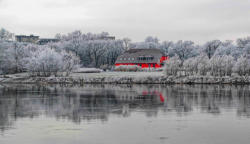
<box><xmin>0</xmin><ymin>84</ymin><xmax>250</xmax><ymax>144</ymax></box>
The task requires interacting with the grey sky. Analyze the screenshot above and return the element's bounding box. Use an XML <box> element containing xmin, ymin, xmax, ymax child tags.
<box><xmin>0</xmin><ymin>0</ymin><xmax>250</xmax><ymax>43</ymax></box>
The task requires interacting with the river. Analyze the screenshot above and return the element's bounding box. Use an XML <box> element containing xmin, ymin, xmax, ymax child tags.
<box><xmin>0</xmin><ymin>84</ymin><xmax>250</xmax><ymax>144</ymax></box>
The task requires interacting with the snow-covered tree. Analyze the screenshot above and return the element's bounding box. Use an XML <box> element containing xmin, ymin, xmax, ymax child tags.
<box><xmin>89</xmin><ymin>40</ymin><xmax>109</xmax><ymax>67</ymax></box>
<box><xmin>233</xmin><ymin>56</ymin><xmax>250</xmax><ymax>76</ymax></box>
<box><xmin>242</xmin><ymin>43</ymin><xmax>250</xmax><ymax>57</ymax></box>
<box><xmin>0</xmin><ymin>42</ymin><xmax>28</xmax><ymax>74</ymax></box>
<box><xmin>145</xmin><ymin>36</ymin><xmax>159</xmax><ymax>43</ymax></box>
<box><xmin>209</xmin><ymin>56</ymin><xmax>223</xmax><ymax>76</ymax></box>
<box><xmin>214</xmin><ymin>43</ymin><xmax>241</xmax><ymax>58</ymax></box>
<box><xmin>203</xmin><ymin>40</ymin><xmax>221</xmax><ymax>59</ymax></box>
<box><xmin>183</xmin><ymin>54</ymin><xmax>209</xmax><ymax>76</ymax></box>
<box><xmin>169</xmin><ymin>40</ymin><xmax>198</xmax><ymax>62</ymax></box>
<box><xmin>55</xmin><ymin>31</ymin><xmax>125</xmax><ymax>68</ymax></box>
<box><xmin>61</xmin><ymin>51</ymin><xmax>80</xmax><ymax>76</ymax></box>
<box><xmin>61</xmin><ymin>30</ymin><xmax>83</xmax><ymax>55</ymax></box>
<box><xmin>23</xmin><ymin>44</ymin><xmax>80</xmax><ymax>77</ymax></box>
<box><xmin>122</xmin><ymin>38</ymin><xmax>131</xmax><ymax>50</ymax></box>
<box><xmin>159</xmin><ymin>41</ymin><xmax>173</xmax><ymax>55</ymax></box>
<box><xmin>236</xmin><ymin>36</ymin><xmax>250</xmax><ymax>48</ymax></box>
<box><xmin>132</xmin><ymin>41</ymin><xmax>160</xmax><ymax>49</ymax></box>
<box><xmin>0</xmin><ymin>41</ymin><xmax>11</xmax><ymax>74</ymax></box>
<box><xmin>208</xmin><ymin>55</ymin><xmax>235</xmax><ymax>76</ymax></box>
<box><xmin>164</xmin><ymin>55</ymin><xmax>182</xmax><ymax>76</ymax></box>
<box><xmin>0</xmin><ymin>28</ymin><xmax>14</xmax><ymax>41</ymax></box>
<box><xmin>183</xmin><ymin>58</ymin><xmax>196</xmax><ymax>75</ymax></box>
<box><xmin>25</xmin><ymin>47</ymin><xmax>63</xmax><ymax>77</ymax></box>
<box><xmin>104</xmin><ymin>40</ymin><xmax>125</xmax><ymax>67</ymax></box>
<box><xmin>223</xmin><ymin>55</ymin><xmax>235</xmax><ymax>76</ymax></box>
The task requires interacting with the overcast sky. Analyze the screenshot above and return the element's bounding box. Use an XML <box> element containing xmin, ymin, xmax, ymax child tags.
<box><xmin>0</xmin><ymin>0</ymin><xmax>250</xmax><ymax>43</ymax></box>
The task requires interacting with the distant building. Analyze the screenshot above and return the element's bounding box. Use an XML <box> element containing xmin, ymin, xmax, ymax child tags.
<box><xmin>15</xmin><ymin>34</ymin><xmax>39</xmax><ymax>43</ymax></box>
<box><xmin>15</xmin><ymin>34</ymin><xmax>114</xmax><ymax>44</ymax></box>
<box><xmin>115</xmin><ymin>49</ymin><xmax>168</xmax><ymax>69</ymax></box>
<box><xmin>37</xmin><ymin>38</ymin><xmax>59</xmax><ymax>45</ymax></box>
<box><xmin>99</xmin><ymin>36</ymin><xmax>115</xmax><ymax>40</ymax></box>
<box><xmin>15</xmin><ymin>34</ymin><xmax>59</xmax><ymax>45</ymax></box>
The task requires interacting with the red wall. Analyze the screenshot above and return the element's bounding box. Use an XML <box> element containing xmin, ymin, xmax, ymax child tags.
<box><xmin>160</xmin><ymin>56</ymin><xmax>168</xmax><ymax>63</ymax></box>
<box><xmin>115</xmin><ymin>56</ymin><xmax>168</xmax><ymax>69</ymax></box>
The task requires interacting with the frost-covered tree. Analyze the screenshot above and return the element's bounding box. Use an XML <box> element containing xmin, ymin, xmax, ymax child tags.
<box><xmin>0</xmin><ymin>42</ymin><xmax>28</xmax><ymax>73</ymax></box>
<box><xmin>22</xmin><ymin>44</ymin><xmax>80</xmax><ymax>77</ymax></box>
<box><xmin>25</xmin><ymin>47</ymin><xmax>62</xmax><ymax>77</ymax></box>
<box><xmin>130</xmin><ymin>36</ymin><xmax>161</xmax><ymax>50</ymax></box>
<box><xmin>61</xmin><ymin>30</ymin><xmax>83</xmax><ymax>55</ymax></box>
<box><xmin>209</xmin><ymin>56</ymin><xmax>224</xmax><ymax>76</ymax></box>
<box><xmin>183</xmin><ymin>58</ymin><xmax>196</xmax><ymax>75</ymax></box>
<box><xmin>104</xmin><ymin>40</ymin><xmax>125</xmax><ymax>67</ymax></box>
<box><xmin>132</xmin><ymin>41</ymin><xmax>160</xmax><ymax>49</ymax></box>
<box><xmin>203</xmin><ymin>40</ymin><xmax>221</xmax><ymax>59</ymax></box>
<box><xmin>0</xmin><ymin>41</ymin><xmax>11</xmax><ymax>74</ymax></box>
<box><xmin>208</xmin><ymin>55</ymin><xmax>235</xmax><ymax>76</ymax></box>
<box><xmin>233</xmin><ymin>56</ymin><xmax>250</xmax><ymax>76</ymax></box>
<box><xmin>242</xmin><ymin>43</ymin><xmax>250</xmax><ymax>57</ymax></box>
<box><xmin>89</xmin><ymin>40</ymin><xmax>108</xmax><ymax>67</ymax></box>
<box><xmin>122</xmin><ymin>38</ymin><xmax>131</xmax><ymax>51</ymax></box>
<box><xmin>0</xmin><ymin>28</ymin><xmax>14</xmax><ymax>41</ymax></box>
<box><xmin>164</xmin><ymin>55</ymin><xmax>181</xmax><ymax>76</ymax></box>
<box><xmin>183</xmin><ymin>54</ymin><xmax>209</xmax><ymax>76</ymax></box>
<box><xmin>61</xmin><ymin>51</ymin><xmax>80</xmax><ymax>76</ymax></box>
<box><xmin>223</xmin><ymin>55</ymin><xmax>235</xmax><ymax>76</ymax></box>
<box><xmin>236</xmin><ymin>36</ymin><xmax>250</xmax><ymax>48</ymax></box>
<box><xmin>145</xmin><ymin>36</ymin><xmax>159</xmax><ymax>43</ymax></box>
<box><xmin>214</xmin><ymin>43</ymin><xmax>241</xmax><ymax>58</ymax></box>
<box><xmin>169</xmin><ymin>40</ymin><xmax>198</xmax><ymax>62</ymax></box>
<box><xmin>56</xmin><ymin>31</ymin><xmax>125</xmax><ymax>68</ymax></box>
<box><xmin>221</xmin><ymin>40</ymin><xmax>233</xmax><ymax>47</ymax></box>
<box><xmin>159</xmin><ymin>41</ymin><xmax>173</xmax><ymax>55</ymax></box>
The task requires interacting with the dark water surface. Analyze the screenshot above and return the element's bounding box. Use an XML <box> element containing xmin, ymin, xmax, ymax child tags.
<box><xmin>0</xmin><ymin>84</ymin><xmax>250</xmax><ymax>144</ymax></box>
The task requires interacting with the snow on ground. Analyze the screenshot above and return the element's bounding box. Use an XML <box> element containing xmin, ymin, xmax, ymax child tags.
<box><xmin>72</xmin><ymin>71</ymin><xmax>164</xmax><ymax>78</ymax></box>
<box><xmin>73</xmin><ymin>68</ymin><xmax>103</xmax><ymax>73</ymax></box>
<box><xmin>2</xmin><ymin>71</ymin><xmax>250</xmax><ymax>84</ymax></box>
<box><xmin>0</xmin><ymin>71</ymin><xmax>164</xmax><ymax>79</ymax></box>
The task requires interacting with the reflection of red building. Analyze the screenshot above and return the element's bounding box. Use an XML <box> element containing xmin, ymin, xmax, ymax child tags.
<box><xmin>115</xmin><ymin>49</ymin><xmax>168</xmax><ymax>68</ymax></box>
<box><xmin>142</xmin><ymin>91</ymin><xmax>165</xmax><ymax>102</ymax></box>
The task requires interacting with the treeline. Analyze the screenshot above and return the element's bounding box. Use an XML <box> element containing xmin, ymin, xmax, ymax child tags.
<box><xmin>1</xmin><ymin>28</ymin><xmax>250</xmax><ymax>77</ymax></box>
<box><xmin>164</xmin><ymin>39</ymin><xmax>250</xmax><ymax>76</ymax></box>
<box><xmin>0</xmin><ymin>41</ymin><xmax>80</xmax><ymax>76</ymax></box>
<box><xmin>0</xmin><ymin>28</ymin><xmax>80</xmax><ymax>76</ymax></box>
<box><xmin>54</xmin><ymin>31</ymin><xmax>125</xmax><ymax>68</ymax></box>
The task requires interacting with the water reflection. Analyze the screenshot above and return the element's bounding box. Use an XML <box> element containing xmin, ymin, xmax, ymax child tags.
<box><xmin>0</xmin><ymin>84</ymin><xmax>250</xmax><ymax>133</ymax></box>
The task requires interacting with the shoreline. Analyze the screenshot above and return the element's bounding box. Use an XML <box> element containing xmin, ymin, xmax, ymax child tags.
<box><xmin>1</xmin><ymin>72</ymin><xmax>250</xmax><ymax>84</ymax></box>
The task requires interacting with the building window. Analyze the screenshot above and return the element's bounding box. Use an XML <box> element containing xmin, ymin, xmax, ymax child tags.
<box><xmin>132</xmin><ymin>58</ymin><xmax>135</xmax><ymax>60</ymax></box>
<box><xmin>128</xmin><ymin>58</ymin><xmax>130</xmax><ymax>60</ymax></box>
<box><xmin>124</xmin><ymin>58</ymin><xmax>126</xmax><ymax>60</ymax></box>
<box><xmin>137</xmin><ymin>56</ymin><xmax>154</xmax><ymax>61</ymax></box>
<box><xmin>120</xmin><ymin>58</ymin><xmax>123</xmax><ymax>60</ymax></box>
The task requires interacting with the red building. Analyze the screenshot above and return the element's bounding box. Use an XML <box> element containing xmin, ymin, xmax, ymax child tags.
<box><xmin>115</xmin><ymin>49</ymin><xmax>168</xmax><ymax>68</ymax></box>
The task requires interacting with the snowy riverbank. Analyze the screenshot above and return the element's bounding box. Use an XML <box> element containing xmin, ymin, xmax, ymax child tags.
<box><xmin>1</xmin><ymin>72</ymin><xmax>250</xmax><ymax>84</ymax></box>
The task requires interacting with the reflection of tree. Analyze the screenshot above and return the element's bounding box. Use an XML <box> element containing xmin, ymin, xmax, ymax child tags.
<box><xmin>237</xmin><ymin>86</ymin><xmax>250</xmax><ymax>118</ymax></box>
<box><xmin>0</xmin><ymin>85</ymin><xmax>165</xmax><ymax>132</ymax></box>
<box><xmin>1</xmin><ymin>84</ymin><xmax>250</xmax><ymax>133</ymax></box>
<box><xmin>166</xmin><ymin>85</ymin><xmax>239</xmax><ymax>115</ymax></box>
<box><xmin>0</xmin><ymin>102</ymin><xmax>14</xmax><ymax>133</ymax></box>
